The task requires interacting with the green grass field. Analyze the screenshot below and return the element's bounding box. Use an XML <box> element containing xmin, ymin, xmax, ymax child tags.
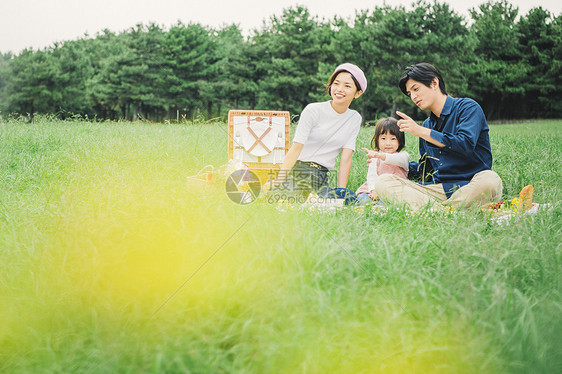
<box><xmin>1</xmin><ymin>118</ymin><xmax>560</xmax><ymax>373</ymax></box>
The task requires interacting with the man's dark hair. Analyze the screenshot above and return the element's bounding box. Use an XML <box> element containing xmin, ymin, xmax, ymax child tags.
<box><xmin>399</xmin><ymin>63</ymin><xmax>447</xmax><ymax>96</ymax></box>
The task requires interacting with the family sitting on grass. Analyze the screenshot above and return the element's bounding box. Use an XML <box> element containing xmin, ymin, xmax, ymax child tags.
<box><xmin>271</xmin><ymin>62</ymin><xmax>510</xmax><ymax>212</ymax></box>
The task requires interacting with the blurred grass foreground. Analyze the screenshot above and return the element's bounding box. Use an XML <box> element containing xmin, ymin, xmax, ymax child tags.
<box><xmin>0</xmin><ymin>119</ymin><xmax>561</xmax><ymax>373</ymax></box>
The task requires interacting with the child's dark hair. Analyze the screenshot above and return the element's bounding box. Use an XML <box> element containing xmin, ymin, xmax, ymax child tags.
<box><xmin>371</xmin><ymin>117</ymin><xmax>405</xmax><ymax>152</ymax></box>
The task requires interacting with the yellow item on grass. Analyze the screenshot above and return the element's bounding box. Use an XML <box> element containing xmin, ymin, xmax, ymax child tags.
<box><xmin>518</xmin><ymin>184</ymin><xmax>534</xmax><ymax>211</ymax></box>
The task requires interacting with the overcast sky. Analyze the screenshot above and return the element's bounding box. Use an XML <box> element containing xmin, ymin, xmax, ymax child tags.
<box><xmin>1</xmin><ymin>0</ymin><xmax>560</xmax><ymax>54</ymax></box>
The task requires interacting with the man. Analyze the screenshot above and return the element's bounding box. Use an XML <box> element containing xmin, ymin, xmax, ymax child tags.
<box><xmin>374</xmin><ymin>63</ymin><xmax>503</xmax><ymax>211</ymax></box>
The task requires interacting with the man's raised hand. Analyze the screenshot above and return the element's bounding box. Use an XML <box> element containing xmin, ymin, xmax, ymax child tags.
<box><xmin>396</xmin><ymin>111</ymin><xmax>419</xmax><ymax>134</ymax></box>
<box><xmin>396</xmin><ymin>111</ymin><xmax>444</xmax><ymax>147</ymax></box>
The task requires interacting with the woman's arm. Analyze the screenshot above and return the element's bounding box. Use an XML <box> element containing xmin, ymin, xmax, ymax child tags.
<box><xmin>337</xmin><ymin>148</ymin><xmax>354</xmax><ymax>188</ymax></box>
<box><xmin>275</xmin><ymin>142</ymin><xmax>304</xmax><ymax>183</ymax></box>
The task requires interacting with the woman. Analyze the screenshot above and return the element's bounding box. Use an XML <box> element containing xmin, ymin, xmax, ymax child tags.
<box><xmin>272</xmin><ymin>63</ymin><xmax>367</xmax><ymax>202</ymax></box>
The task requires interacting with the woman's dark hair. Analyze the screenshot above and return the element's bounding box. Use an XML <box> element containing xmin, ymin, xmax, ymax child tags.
<box><xmin>325</xmin><ymin>70</ymin><xmax>361</xmax><ymax>95</ymax></box>
<box><xmin>371</xmin><ymin>117</ymin><xmax>405</xmax><ymax>152</ymax></box>
<box><xmin>398</xmin><ymin>62</ymin><xmax>447</xmax><ymax>96</ymax></box>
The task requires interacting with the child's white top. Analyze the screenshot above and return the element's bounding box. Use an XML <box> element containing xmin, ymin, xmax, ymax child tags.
<box><xmin>356</xmin><ymin>151</ymin><xmax>409</xmax><ymax>195</ymax></box>
<box><xmin>293</xmin><ymin>101</ymin><xmax>362</xmax><ymax>170</ymax></box>
<box><xmin>366</xmin><ymin>151</ymin><xmax>409</xmax><ymax>190</ymax></box>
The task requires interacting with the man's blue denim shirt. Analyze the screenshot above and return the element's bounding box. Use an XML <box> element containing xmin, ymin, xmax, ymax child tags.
<box><xmin>409</xmin><ymin>96</ymin><xmax>493</xmax><ymax>198</ymax></box>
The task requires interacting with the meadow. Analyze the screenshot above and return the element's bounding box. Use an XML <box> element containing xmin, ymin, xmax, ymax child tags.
<box><xmin>0</xmin><ymin>118</ymin><xmax>560</xmax><ymax>373</ymax></box>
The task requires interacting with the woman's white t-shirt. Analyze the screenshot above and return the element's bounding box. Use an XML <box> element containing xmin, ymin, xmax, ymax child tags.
<box><xmin>292</xmin><ymin>101</ymin><xmax>362</xmax><ymax>170</ymax></box>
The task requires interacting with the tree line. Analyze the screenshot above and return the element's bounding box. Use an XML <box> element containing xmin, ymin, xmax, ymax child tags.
<box><xmin>0</xmin><ymin>0</ymin><xmax>560</xmax><ymax>122</ymax></box>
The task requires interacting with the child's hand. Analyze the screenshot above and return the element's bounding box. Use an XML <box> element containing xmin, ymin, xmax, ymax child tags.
<box><xmin>361</xmin><ymin>147</ymin><xmax>378</xmax><ymax>159</ymax></box>
<box><xmin>369</xmin><ymin>190</ymin><xmax>380</xmax><ymax>200</ymax></box>
<box><xmin>362</xmin><ymin>148</ymin><xmax>385</xmax><ymax>160</ymax></box>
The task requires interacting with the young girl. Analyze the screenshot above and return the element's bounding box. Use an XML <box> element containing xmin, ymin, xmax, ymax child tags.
<box><xmin>355</xmin><ymin>117</ymin><xmax>409</xmax><ymax>204</ymax></box>
<box><xmin>271</xmin><ymin>63</ymin><xmax>367</xmax><ymax>201</ymax></box>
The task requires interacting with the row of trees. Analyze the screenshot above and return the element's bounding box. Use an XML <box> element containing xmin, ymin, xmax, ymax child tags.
<box><xmin>0</xmin><ymin>0</ymin><xmax>560</xmax><ymax>122</ymax></box>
